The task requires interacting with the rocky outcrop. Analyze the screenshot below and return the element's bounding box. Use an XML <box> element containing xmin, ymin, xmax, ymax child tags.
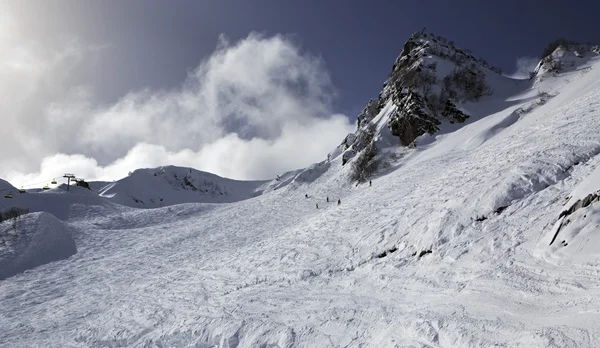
<box><xmin>550</xmin><ymin>190</ymin><xmax>600</xmax><ymax>245</ymax></box>
<box><xmin>388</xmin><ymin>90</ymin><xmax>440</xmax><ymax>146</ymax></box>
<box><xmin>342</xmin><ymin>30</ymin><xmax>498</xmax><ymax>157</ymax></box>
<box><xmin>441</xmin><ymin>99</ymin><xmax>469</xmax><ymax>124</ymax></box>
<box><xmin>534</xmin><ymin>40</ymin><xmax>600</xmax><ymax>77</ymax></box>
<box><xmin>356</xmin><ymin>99</ymin><xmax>383</xmax><ymax>129</ymax></box>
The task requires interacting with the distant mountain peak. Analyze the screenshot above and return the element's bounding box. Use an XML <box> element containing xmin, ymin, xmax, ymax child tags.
<box><xmin>98</xmin><ymin>165</ymin><xmax>267</xmax><ymax>207</ymax></box>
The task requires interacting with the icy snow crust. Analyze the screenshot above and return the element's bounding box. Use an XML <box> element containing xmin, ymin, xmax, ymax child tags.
<box><xmin>2</xmin><ymin>57</ymin><xmax>600</xmax><ymax>347</ymax></box>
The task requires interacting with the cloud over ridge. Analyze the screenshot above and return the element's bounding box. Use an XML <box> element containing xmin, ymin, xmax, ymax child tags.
<box><xmin>1</xmin><ymin>30</ymin><xmax>354</xmax><ymax>186</ymax></box>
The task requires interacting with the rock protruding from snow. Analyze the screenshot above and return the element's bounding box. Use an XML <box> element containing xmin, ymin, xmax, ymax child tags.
<box><xmin>534</xmin><ymin>42</ymin><xmax>600</xmax><ymax>80</ymax></box>
<box><xmin>344</xmin><ymin>30</ymin><xmax>499</xmax><ymax>158</ymax></box>
<box><xmin>388</xmin><ymin>90</ymin><xmax>440</xmax><ymax>146</ymax></box>
<box><xmin>0</xmin><ymin>212</ymin><xmax>76</xmax><ymax>280</ymax></box>
<box><xmin>545</xmin><ymin>164</ymin><xmax>600</xmax><ymax>251</ymax></box>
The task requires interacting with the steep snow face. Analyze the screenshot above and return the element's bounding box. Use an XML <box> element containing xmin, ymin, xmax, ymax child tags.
<box><xmin>0</xmin><ymin>212</ymin><xmax>76</xmax><ymax>280</ymax></box>
<box><xmin>97</xmin><ymin>166</ymin><xmax>268</xmax><ymax>207</ymax></box>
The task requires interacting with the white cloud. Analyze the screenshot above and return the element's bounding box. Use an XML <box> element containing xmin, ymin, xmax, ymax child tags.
<box><xmin>1</xmin><ymin>27</ymin><xmax>355</xmax><ymax>187</ymax></box>
<box><xmin>506</xmin><ymin>56</ymin><xmax>540</xmax><ymax>79</ymax></box>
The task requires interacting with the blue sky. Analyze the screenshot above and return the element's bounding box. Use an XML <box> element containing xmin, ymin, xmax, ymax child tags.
<box><xmin>2</xmin><ymin>0</ymin><xmax>600</xmax><ymax>183</ymax></box>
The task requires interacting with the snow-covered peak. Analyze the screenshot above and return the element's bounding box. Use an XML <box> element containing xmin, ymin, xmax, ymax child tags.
<box><xmin>363</xmin><ymin>30</ymin><xmax>503</xmax><ymax>128</ymax></box>
<box><xmin>339</xmin><ymin>30</ymin><xmax>520</xmax><ymax>181</ymax></box>
<box><xmin>384</xmin><ymin>30</ymin><xmax>502</xmax><ymax>94</ymax></box>
<box><xmin>96</xmin><ymin>165</ymin><xmax>268</xmax><ymax>207</ymax></box>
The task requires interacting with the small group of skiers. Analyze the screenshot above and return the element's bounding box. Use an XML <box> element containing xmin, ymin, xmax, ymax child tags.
<box><xmin>309</xmin><ymin>180</ymin><xmax>372</xmax><ymax>209</ymax></box>
<box><xmin>313</xmin><ymin>196</ymin><xmax>341</xmax><ymax>209</ymax></box>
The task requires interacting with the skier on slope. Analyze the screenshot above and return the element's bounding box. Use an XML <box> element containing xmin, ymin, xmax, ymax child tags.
<box><xmin>305</xmin><ymin>194</ymin><xmax>308</xmax><ymax>198</ymax></box>
<box><xmin>338</xmin><ymin>199</ymin><xmax>341</xmax><ymax>205</ymax></box>
<box><xmin>369</xmin><ymin>180</ymin><xmax>372</xmax><ymax>187</ymax></box>
<box><xmin>327</xmin><ymin>196</ymin><xmax>329</xmax><ymax>202</ymax></box>
<box><xmin>316</xmin><ymin>203</ymin><xmax>319</xmax><ymax>209</ymax></box>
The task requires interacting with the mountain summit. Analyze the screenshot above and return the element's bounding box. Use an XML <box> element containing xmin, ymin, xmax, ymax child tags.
<box><xmin>352</xmin><ymin>30</ymin><xmax>501</xmax><ymax>146</ymax></box>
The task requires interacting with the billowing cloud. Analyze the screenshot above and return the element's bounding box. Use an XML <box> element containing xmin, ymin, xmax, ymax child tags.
<box><xmin>1</xmin><ymin>23</ymin><xmax>355</xmax><ymax>187</ymax></box>
<box><xmin>506</xmin><ymin>56</ymin><xmax>540</xmax><ymax>79</ymax></box>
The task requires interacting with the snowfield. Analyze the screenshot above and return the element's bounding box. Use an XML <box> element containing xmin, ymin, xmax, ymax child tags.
<box><xmin>1</xmin><ymin>54</ymin><xmax>600</xmax><ymax>347</ymax></box>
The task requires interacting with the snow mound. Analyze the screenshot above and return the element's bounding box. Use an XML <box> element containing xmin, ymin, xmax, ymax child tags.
<box><xmin>0</xmin><ymin>212</ymin><xmax>76</xmax><ymax>280</ymax></box>
<box><xmin>0</xmin><ymin>183</ymin><xmax>112</xmax><ymax>221</ymax></box>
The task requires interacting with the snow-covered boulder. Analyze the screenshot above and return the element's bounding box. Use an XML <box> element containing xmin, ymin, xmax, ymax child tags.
<box><xmin>0</xmin><ymin>212</ymin><xmax>76</xmax><ymax>280</ymax></box>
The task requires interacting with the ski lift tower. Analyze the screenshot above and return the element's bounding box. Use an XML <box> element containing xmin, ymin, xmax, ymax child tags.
<box><xmin>63</xmin><ymin>174</ymin><xmax>76</xmax><ymax>191</ymax></box>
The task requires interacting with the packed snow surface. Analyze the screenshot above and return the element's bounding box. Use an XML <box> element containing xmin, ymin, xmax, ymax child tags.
<box><xmin>1</xmin><ymin>56</ymin><xmax>600</xmax><ymax>347</ymax></box>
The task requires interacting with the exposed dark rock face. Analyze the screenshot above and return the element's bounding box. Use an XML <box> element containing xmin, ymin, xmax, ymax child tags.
<box><xmin>441</xmin><ymin>99</ymin><xmax>469</xmax><ymax>124</ymax></box>
<box><xmin>418</xmin><ymin>249</ymin><xmax>432</xmax><ymax>258</ymax></box>
<box><xmin>550</xmin><ymin>191</ymin><xmax>600</xmax><ymax>245</ymax></box>
<box><xmin>341</xmin><ymin>30</ymin><xmax>498</xmax><ymax>158</ymax></box>
<box><xmin>388</xmin><ymin>90</ymin><xmax>440</xmax><ymax>146</ymax></box>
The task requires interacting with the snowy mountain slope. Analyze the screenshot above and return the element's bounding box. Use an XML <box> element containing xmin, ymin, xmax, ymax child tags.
<box><xmin>253</xmin><ymin>168</ymin><xmax>305</xmax><ymax>193</ymax></box>
<box><xmin>2</xmin><ymin>41</ymin><xmax>600</xmax><ymax>347</ymax></box>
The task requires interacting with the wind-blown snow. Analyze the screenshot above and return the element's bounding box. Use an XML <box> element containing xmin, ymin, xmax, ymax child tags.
<box><xmin>1</xmin><ymin>53</ymin><xmax>600</xmax><ymax>347</ymax></box>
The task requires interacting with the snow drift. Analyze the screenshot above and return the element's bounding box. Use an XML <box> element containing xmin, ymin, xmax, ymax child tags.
<box><xmin>0</xmin><ymin>212</ymin><xmax>76</xmax><ymax>280</ymax></box>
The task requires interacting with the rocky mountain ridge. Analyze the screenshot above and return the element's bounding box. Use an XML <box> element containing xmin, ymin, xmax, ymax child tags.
<box><xmin>339</xmin><ymin>30</ymin><xmax>600</xmax><ymax>182</ymax></box>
